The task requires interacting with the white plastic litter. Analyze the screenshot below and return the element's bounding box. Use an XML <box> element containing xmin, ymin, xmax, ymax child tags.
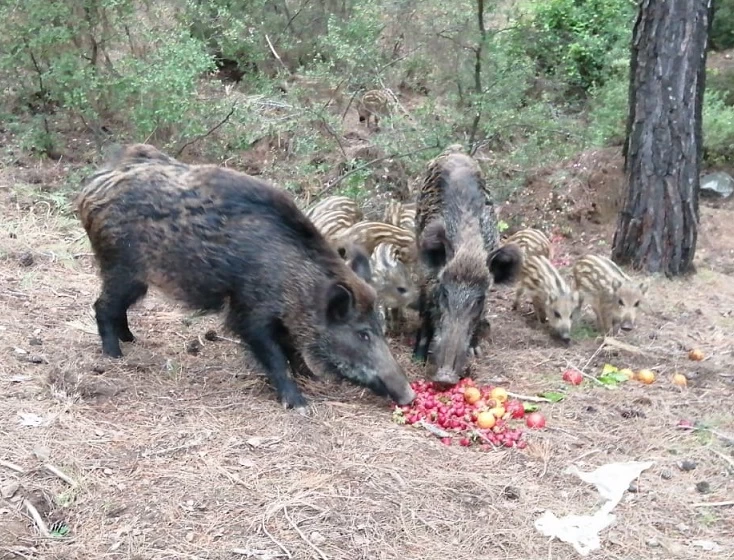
<box><xmin>535</xmin><ymin>460</ymin><xmax>655</xmax><ymax>556</ymax></box>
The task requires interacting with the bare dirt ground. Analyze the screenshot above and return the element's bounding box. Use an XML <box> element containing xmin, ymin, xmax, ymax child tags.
<box><xmin>1</xmin><ymin>147</ymin><xmax>732</xmax><ymax>560</ymax></box>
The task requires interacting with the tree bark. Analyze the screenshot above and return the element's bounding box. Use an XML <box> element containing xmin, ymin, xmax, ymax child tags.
<box><xmin>613</xmin><ymin>0</ymin><xmax>714</xmax><ymax>277</ymax></box>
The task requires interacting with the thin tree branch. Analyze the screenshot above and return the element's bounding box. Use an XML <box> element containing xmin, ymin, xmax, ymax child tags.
<box><xmin>175</xmin><ymin>104</ymin><xmax>237</xmax><ymax>158</ymax></box>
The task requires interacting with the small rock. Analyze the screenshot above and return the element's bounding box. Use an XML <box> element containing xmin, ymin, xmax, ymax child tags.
<box><xmin>502</xmin><ymin>486</ymin><xmax>521</xmax><ymax>500</ymax></box>
<box><xmin>695</xmin><ymin>481</ymin><xmax>711</xmax><ymax>494</ymax></box>
<box><xmin>661</xmin><ymin>469</ymin><xmax>673</xmax><ymax>480</ymax></box>
<box><xmin>1</xmin><ymin>482</ymin><xmax>19</xmax><ymax>499</ymax></box>
<box><xmin>676</xmin><ymin>522</ymin><xmax>690</xmax><ymax>533</ymax></box>
<box><xmin>17</xmin><ymin>252</ymin><xmax>34</xmax><ymax>267</ymax></box>
<box><xmin>27</xmin><ymin>354</ymin><xmax>46</xmax><ymax>364</ymax></box>
<box><xmin>204</xmin><ymin>329</ymin><xmax>219</xmax><ymax>341</ymax></box>
<box><xmin>646</xmin><ymin>537</ymin><xmax>660</xmax><ymax>548</ymax></box>
<box><xmin>103</xmin><ymin>468</ymin><xmax>113</xmax><ymax>475</ymax></box>
<box><xmin>628</xmin><ymin>482</ymin><xmax>639</xmax><ymax>493</ymax></box>
<box><xmin>91</xmin><ymin>364</ymin><xmax>106</xmax><ymax>374</ymax></box>
<box><xmin>700</xmin><ymin>171</ymin><xmax>734</xmax><ymax>199</ymax></box>
<box><xmin>310</xmin><ymin>531</ymin><xmax>325</xmax><ymax>545</ymax></box>
<box><xmin>185</xmin><ymin>339</ymin><xmax>201</xmax><ymax>355</ymax></box>
<box><xmin>185</xmin><ymin>532</ymin><xmax>194</xmax><ymax>542</ymax></box>
<box><xmin>678</xmin><ymin>460</ymin><xmax>697</xmax><ymax>472</ymax></box>
<box><xmin>28</xmin><ymin>337</ymin><xmax>42</xmax><ymax>346</ymax></box>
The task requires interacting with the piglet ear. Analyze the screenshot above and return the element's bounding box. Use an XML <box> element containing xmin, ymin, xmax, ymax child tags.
<box><xmin>326</xmin><ymin>282</ymin><xmax>355</xmax><ymax>324</ymax></box>
<box><xmin>638</xmin><ymin>280</ymin><xmax>649</xmax><ymax>296</ymax></box>
<box><xmin>420</xmin><ymin>219</ymin><xmax>450</xmax><ymax>269</ymax></box>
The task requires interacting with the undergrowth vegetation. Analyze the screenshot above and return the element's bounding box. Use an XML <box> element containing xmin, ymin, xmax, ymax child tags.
<box><xmin>1</xmin><ymin>0</ymin><xmax>732</xmax><ymax>200</ymax></box>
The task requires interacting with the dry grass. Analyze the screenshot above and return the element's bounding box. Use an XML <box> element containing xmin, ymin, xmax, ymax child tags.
<box><xmin>1</xmin><ymin>165</ymin><xmax>733</xmax><ymax>560</ymax></box>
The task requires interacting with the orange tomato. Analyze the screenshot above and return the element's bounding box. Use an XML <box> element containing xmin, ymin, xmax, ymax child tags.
<box><xmin>672</xmin><ymin>373</ymin><xmax>687</xmax><ymax>387</ymax></box>
<box><xmin>464</xmin><ymin>387</ymin><xmax>481</xmax><ymax>405</ymax></box>
<box><xmin>637</xmin><ymin>369</ymin><xmax>655</xmax><ymax>384</ymax></box>
<box><xmin>490</xmin><ymin>387</ymin><xmax>508</xmax><ymax>404</ymax></box>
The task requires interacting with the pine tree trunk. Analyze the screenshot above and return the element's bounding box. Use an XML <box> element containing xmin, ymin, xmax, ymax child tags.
<box><xmin>612</xmin><ymin>0</ymin><xmax>714</xmax><ymax>277</ymax></box>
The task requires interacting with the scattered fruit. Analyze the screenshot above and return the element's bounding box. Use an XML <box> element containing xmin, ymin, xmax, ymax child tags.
<box><xmin>619</xmin><ymin>368</ymin><xmax>636</xmax><ymax>380</ymax></box>
<box><xmin>463</xmin><ymin>387</ymin><xmax>481</xmax><ymax>405</ymax></box>
<box><xmin>636</xmin><ymin>369</ymin><xmax>656</xmax><ymax>384</ymax></box>
<box><xmin>392</xmin><ymin>379</ymin><xmax>532</xmax><ymax>449</ymax></box>
<box><xmin>688</xmin><ymin>348</ymin><xmax>704</xmax><ymax>361</ymax></box>
<box><xmin>488</xmin><ymin>406</ymin><xmax>506</xmax><ymax>419</ymax></box>
<box><xmin>672</xmin><ymin>373</ymin><xmax>687</xmax><ymax>387</ymax></box>
<box><xmin>490</xmin><ymin>387</ymin><xmax>508</xmax><ymax>404</ymax></box>
<box><xmin>476</xmin><ymin>412</ymin><xmax>496</xmax><ymax>429</ymax></box>
<box><xmin>525</xmin><ymin>412</ymin><xmax>547</xmax><ymax>429</ymax></box>
<box><xmin>505</xmin><ymin>400</ymin><xmax>525</xmax><ymax>419</ymax></box>
<box><xmin>562</xmin><ymin>369</ymin><xmax>583</xmax><ymax>385</ymax></box>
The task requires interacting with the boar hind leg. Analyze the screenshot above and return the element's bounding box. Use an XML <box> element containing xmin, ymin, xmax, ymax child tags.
<box><xmin>94</xmin><ymin>276</ymin><xmax>148</xmax><ymax>358</ymax></box>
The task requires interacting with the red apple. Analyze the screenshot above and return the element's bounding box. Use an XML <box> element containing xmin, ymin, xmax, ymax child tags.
<box><xmin>505</xmin><ymin>399</ymin><xmax>525</xmax><ymax>419</ymax></box>
<box><xmin>562</xmin><ymin>369</ymin><xmax>583</xmax><ymax>385</ymax></box>
<box><xmin>526</xmin><ymin>412</ymin><xmax>546</xmax><ymax>429</ymax></box>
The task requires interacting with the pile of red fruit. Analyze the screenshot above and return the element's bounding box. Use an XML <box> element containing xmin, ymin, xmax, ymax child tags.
<box><xmin>392</xmin><ymin>378</ymin><xmax>547</xmax><ymax>449</ymax></box>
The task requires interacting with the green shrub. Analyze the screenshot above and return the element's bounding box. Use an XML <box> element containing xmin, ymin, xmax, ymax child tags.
<box><xmin>711</xmin><ymin>0</ymin><xmax>734</xmax><ymax>51</ymax></box>
<box><xmin>703</xmin><ymin>89</ymin><xmax>734</xmax><ymax>166</ymax></box>
<box><xmin>512</xmin><ymin>0</ymin><xmax>636</xmax><ymax>96</ymax></box>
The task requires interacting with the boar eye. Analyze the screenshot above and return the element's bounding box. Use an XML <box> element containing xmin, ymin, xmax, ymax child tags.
<box><xmin>633</xmin><ymin>301</ymin><xmax>640</xmax><ymax>307</ymax></box>
<box><xmin>359</xmin><ymin>331</ymin><xmax>371</xmax><ymax>342</ymax></box>
<box><xmin>618</xmin><ymin>299</ymin><xmax>624</xmax><ymax>306</ymax></box>
<box><xmin>397</xmin><ymin>286</ymin><xmax>407</xmax><ymax>294</ymax></box>
<box><xmin>554</xmin><ymin>311</ymin><xmax>561</xmax><ymax>319</ymax></box>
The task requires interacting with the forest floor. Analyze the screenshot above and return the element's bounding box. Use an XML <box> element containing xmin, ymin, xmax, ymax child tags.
<box><xmin>0</xmin><ymin>120</ymin><xmax>733</xmax><ymax>560</ymax></box>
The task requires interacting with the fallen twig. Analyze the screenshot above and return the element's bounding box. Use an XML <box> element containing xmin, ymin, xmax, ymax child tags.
<box><xmin>692</xmin><ymin>500</ymin><xmax>734</xmax><ymax>508</ymax></box>
<box><xmin>44</xmin><ymin>464</ymin><xmax>77</xmax><ymax>487</ymax></box>
<box><xmin>283</xmin><ymin>506</ymin><xmax>329</xmax><ymax>560</ymax></box>
<box><xmin>415</xmin><ymin>419</ymin><xmax>451</xmax><ymax>439</ymax></box>
<box><xmin>265</xmin><ymin>34</ymin><xmax>288</xmax><ymax>71</ymax></box>
<box><xmin>506</xmin><ymin>392</ymin><xmax>551</xmax><ymax>403</ymax></box>
<box><xmin>602</xmin><ymin>336</ymin><xmax>645</xmax><ymax>355</ymax></box>
<box><xmin>23</xmin><ymin>499</ymin><xmax>50</xmax><ymax>538</ymax></box>
<box><xmin>0</xmin><ymin>459</ymin><xmax>25</xmax><ymax>473</ymax></box>
<box><xmin>566</xmin><ymin>363</ymin><xmax>607</xmax><ymax>388</ymax></box>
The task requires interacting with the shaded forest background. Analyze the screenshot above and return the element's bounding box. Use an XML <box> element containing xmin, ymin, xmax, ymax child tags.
<box><xmin>1</xmin><ymin>0</ymin><xmax>733</xmax><ymax>205</ymax></box>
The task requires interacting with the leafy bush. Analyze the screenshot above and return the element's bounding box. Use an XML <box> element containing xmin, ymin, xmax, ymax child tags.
<box><xmin>511</xmin><ymin>0</ymin><xmax>636</xmax><ymax>96</ymax></box>
<box><xmin>703</xmin><ymin>89</ymin><xmax>734</xmax><ymax>166</ymax></box>
<box><xmin>711</xmin><ymin>0</ymin><xmax>734</xmax><ymax>51</ymax></box>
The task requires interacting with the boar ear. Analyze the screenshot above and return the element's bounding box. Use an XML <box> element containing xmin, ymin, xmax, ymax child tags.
<box><xmin>488</xmin><ymin>243</ymin><xmax>522</xmax><ymax>285</ymax></box>
<box><xmin>420</xmin><ymin>219</ymin><xmax>450</xmax><ymax>268</ymax></box>
<box><xmin>348</xmin><ymin>246</ymin><xmax>373</xmax><ymax>284</ymax></box>
<box><xmin>638</xmin><ymin>280</ymin><xmax>649</xmax><ymax>296</ymax></box>
<box><xmin>326</xmin><ymin>282</ymin><xmax>355</xmax><ymax>324</ymax></box>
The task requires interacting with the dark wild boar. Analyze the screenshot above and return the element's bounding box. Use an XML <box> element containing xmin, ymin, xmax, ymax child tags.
<box><xmin>75</xmin><ymin>144</ymin><xmax>415</xmax><ymax>411</ymax></box>
<box><xmin>413</xmin><ymin>147</ymin><xmax>522</xmax><ymax>385</ymax></box>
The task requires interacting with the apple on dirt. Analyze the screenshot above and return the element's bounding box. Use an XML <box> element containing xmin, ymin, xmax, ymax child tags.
<box><xmin>619</xmin><ymin>368</ymin><xmax>636</xmax><ymax>380</ymax></box>
<box><xmin>636</xmin><ymin>369</ymin><xmax>655</xmax><ymax>384</ymax></box>
<box><xmin>562</xmin><ymin>369</ymin><xmax>583</xmax><ymax>385</ymax></box>
<box><xmin>672</xmin><ymin>373</ymin><xmax>687</xmax><ymax>387</ymax></box>
<box><xmin>688</xmin><ymin>349</ymin><xmax>704</xmax><ymax>361</ymax></box>
<box><xmin>525</xmin><ymin>412</ymin><xmax>546</xmax><ymax>429</ymax></box>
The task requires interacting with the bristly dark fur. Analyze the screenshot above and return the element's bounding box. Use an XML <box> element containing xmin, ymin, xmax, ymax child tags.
<box><xmin>412</xmin><ymin>148</ymin><xmax>522</xmax><ymax>383</ymax></box>
<box><xmin>76</xmin><ymin>144</ymin><xmax>414</xmax><ymax>410</ymax></box>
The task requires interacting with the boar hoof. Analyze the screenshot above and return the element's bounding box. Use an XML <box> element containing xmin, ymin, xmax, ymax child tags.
<box><xmin>279</xmin><ymin>387</ymin><xmax>309</xmax><ymax>411</ymax></box>
<box><xmin>470</xmin><ymin>345</ymin><xmax>484</xmax><ymax>359</ymax></box>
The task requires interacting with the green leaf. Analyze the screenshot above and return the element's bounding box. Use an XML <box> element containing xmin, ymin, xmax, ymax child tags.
<box><xmin>523</xmin><ymin>402</ymin><xmax>540</xmax><ymax>412</ymax></box>
<box><xmin>597</xmin><ymin>370</ymin><xmax>630</xmax><ymax>386</ymax></box>
<box><xmin>539</xmin><ymin>391</ymin><xmax>565</xmax><ymax>403</ymax></box>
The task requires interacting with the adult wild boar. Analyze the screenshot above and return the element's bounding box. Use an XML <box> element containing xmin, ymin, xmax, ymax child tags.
<box><xmin>413</xmin><ymin>146</ymin><xmax>522</xmax><ymax>385</ymax></box>
<box><xmin>75</xmin><ymin>144</ymin><xmax>415</xmax><ymax>411</ymax></box>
